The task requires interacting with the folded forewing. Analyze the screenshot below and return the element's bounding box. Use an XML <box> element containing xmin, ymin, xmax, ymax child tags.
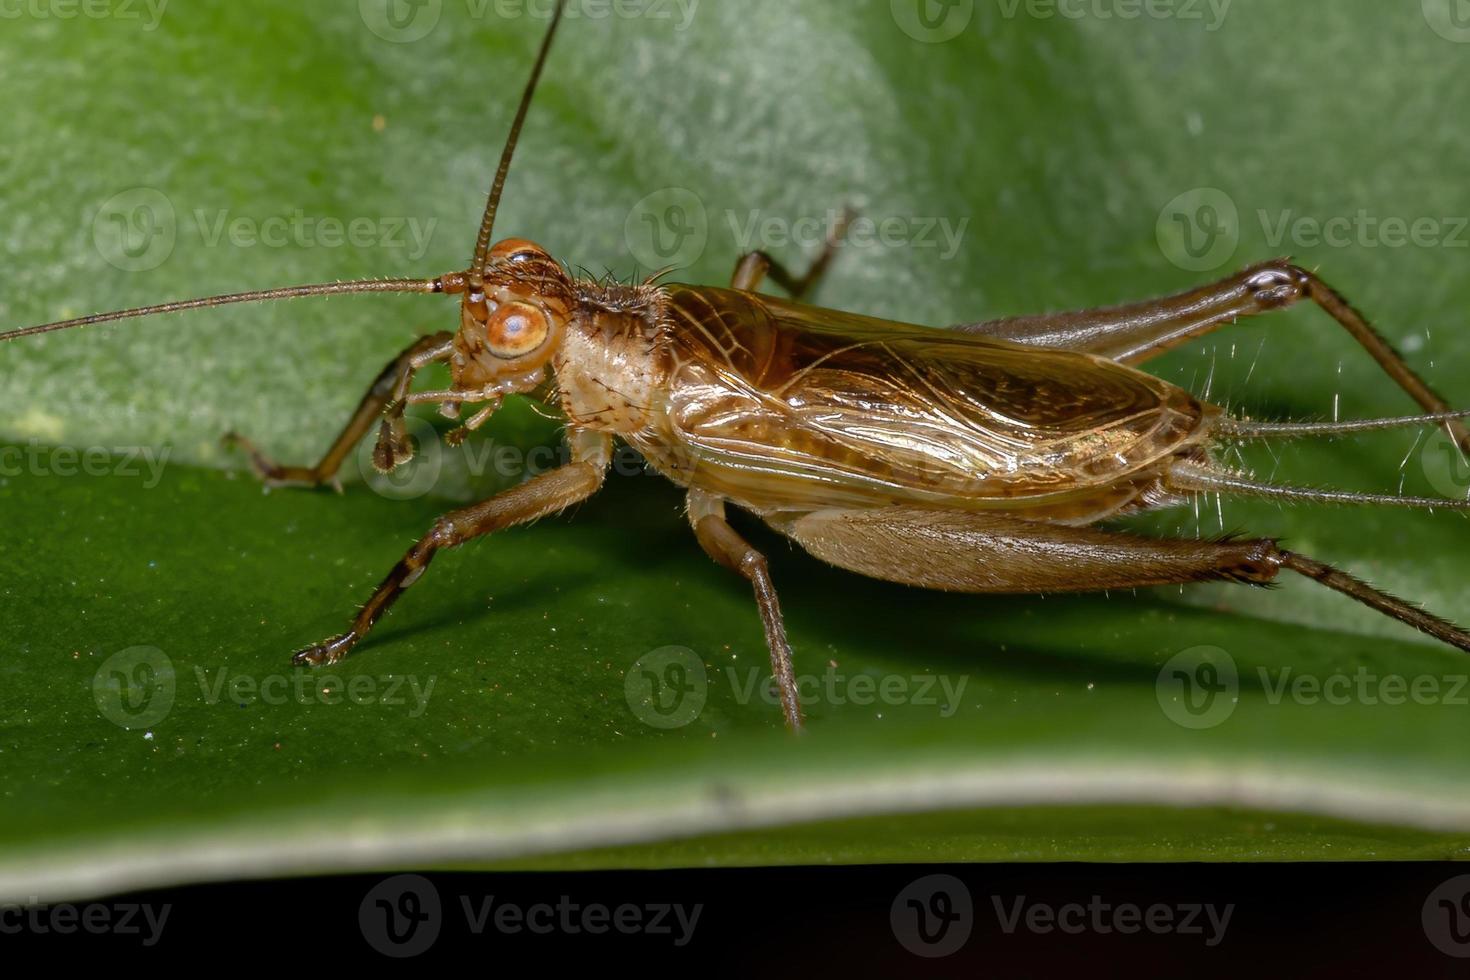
<box><xmin>650</xmin><ymin>286</ymin><xmax>1209</xmax><ymax>512</ymax></box>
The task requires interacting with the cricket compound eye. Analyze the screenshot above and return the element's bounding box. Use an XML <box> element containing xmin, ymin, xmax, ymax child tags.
<box><xmin>485</xmin><ymin>301</ymin><xmax>551</xmax><ymax>359</ymax></box>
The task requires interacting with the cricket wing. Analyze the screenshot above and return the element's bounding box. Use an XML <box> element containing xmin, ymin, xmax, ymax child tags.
<box><xmin>650</xmin><ymin>286</ymin><xmax>1212</xmax><ymax>517</ymax></box>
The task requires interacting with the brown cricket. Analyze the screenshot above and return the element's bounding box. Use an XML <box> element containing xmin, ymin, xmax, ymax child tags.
<box><xmin>6</xmin><ymin>3</ymin><xmax>1470</xmax><ymax>732</ymax></box>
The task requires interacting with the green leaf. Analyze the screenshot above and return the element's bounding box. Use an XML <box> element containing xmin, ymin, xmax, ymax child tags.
<box><xmin>5</xmin><ymin>0</ymin><xmax>1470</xmax><ymax>898</ymax></box>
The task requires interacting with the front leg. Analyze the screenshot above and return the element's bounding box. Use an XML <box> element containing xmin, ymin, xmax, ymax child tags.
<box><xmin>294</xmin><ymin>430</ymin><xmax>612</xmax><ymax>666</ymax></box>
<box><xmin>687</xmin><ymin>490</ymin><xmax>804</xmax><ymax>732</ymax></box>
<box><xmin>224</xmin><ymin>331</ymin><xmax>454</xmax><ymax>490</ymax></box>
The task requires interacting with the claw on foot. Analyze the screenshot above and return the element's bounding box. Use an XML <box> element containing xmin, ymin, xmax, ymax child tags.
<box><xmin>222</xmin><ymin>430</ymin><xmax>324</xmax><ymax>489</ymax></box>
<box><xmin>292</xmin><ymin>632</ymin><xmax>357</xmax><ymax>667</ymax></box>
<box><xmin>222</xmin><ymin>431</ymin><xmax>287</xmax><ymax>485</ymax></box>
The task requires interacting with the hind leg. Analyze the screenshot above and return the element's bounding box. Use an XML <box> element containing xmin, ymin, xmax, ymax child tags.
<box><xmin>958</xmin><ymin>259</ymin><xmax>1470</xmax><ymax>452</ymax></box>
<box><xmin>730</xmin><ymin>208</ymin><xmax>853</xmax><ymax>299</ymax></box>
<box><xmin>770</xmin><ymin>507</ymin><xmax>1470</xmax><ymax>654</ymax></box>
<box><xmin>689</xmin><ymin>491</ymin><xmax>803</xmax><ymax>731</ymax></box>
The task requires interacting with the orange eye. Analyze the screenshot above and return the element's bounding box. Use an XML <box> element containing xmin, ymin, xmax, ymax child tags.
<box><xmin>485</xmin><ymin>301</ymin><xmax>551</xmax><ymax>359</ymax></box>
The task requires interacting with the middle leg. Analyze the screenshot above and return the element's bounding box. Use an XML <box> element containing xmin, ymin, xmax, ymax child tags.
<box><xmin>688</xmin><ymin>490</ymin><xmax>804</xmax><ymax>731</ymax></box>
<box><xmin>224</xmin><ymin>330</ymin><xmax>455</xmax><ymax>490</ymax></box>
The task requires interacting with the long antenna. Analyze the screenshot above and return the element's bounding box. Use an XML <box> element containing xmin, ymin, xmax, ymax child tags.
<box><xmin>468</xmin><ymin>0</ymin><xmax>567</xmax><ymax>281</ymax></box>
<box><xmin>2</xmin><ymin>9</ymin><xmax>567</xmax><ymax>343</ymax></box>
<box><xmin>0</xmin><ymin>277</ymin><xmax>446</xmax><ymax>343</ymax></box>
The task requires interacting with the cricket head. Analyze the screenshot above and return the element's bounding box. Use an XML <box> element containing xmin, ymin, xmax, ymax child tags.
<box><xmin>449</xmin><ymin>238</ymin><xmax>574</xmax><ymax>396</ymax></box>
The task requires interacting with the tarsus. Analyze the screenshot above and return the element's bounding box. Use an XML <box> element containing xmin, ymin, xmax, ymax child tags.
<box><xmin>1219</xmin><ymin>410</ymin><xmax>1470</xmax><ymax>439</ymax></box>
